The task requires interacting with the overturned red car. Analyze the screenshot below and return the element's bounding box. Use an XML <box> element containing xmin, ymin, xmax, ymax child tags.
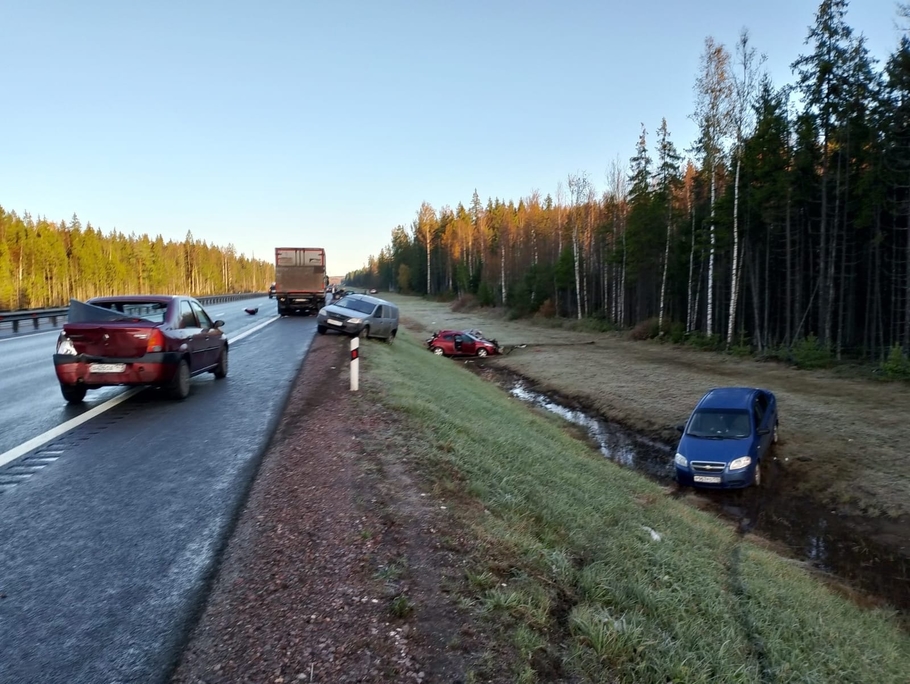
<box><xmin>426</xmin><ymin>329</ymin><xmax>501</xmax><ymax>358</ymax></box>
<box><xmin>53</xmin><ymin>296</ymin><xmax>228</xmax><ymax>403</ymax></box>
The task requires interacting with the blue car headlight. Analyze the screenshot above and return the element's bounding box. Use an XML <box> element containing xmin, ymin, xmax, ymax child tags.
<box><xmin>674</xmin><ymin>453</ymin><xmax>688</xmax><ymax>468</ymax></box>
<box><xmin>729</xmin><ymin>456</ymin><xmax>752</xmax><ymax>470</ymax></box>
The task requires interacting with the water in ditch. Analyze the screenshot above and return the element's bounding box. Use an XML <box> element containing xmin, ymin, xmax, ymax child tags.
<box><xmin>508</xmin><ymin>380</ymin><xmax>910</xmax><ymax>616</ymax></box>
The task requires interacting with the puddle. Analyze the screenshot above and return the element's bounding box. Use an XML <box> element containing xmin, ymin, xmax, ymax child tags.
<box><xmin>507</xmin><ymin>379</ymin><xmax>910</xmax><ymax>616</ymax></box>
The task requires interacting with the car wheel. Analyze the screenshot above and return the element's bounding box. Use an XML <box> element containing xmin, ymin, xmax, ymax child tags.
<box><xmin>772</xmin><ymin>421</ymin><xmax>779</xmax><ymax>444</ymax></box>
<box><xmin>213</xmin><ymin>346</ymin><xmax>228</xmax><ymax>379</ymax></box>
<box><xmin>359</xmin><ymin>326</ymin><xmax>370</xmax><ymax>340</ymax></box>
<box><xmin>169</xmin><ymin>359</ymin><xmax>191</xmax><ymax>400</ymax></box>
<box><xmin>386</xmin><ymin>329</ymin><xmax>396</xmax><ymax>344</ymax></box>
<box><xmin>476</xmin><ymin>348</ymin><xmax>488</xmax><ymax>357</ymax></box>
<box><xmin>752</xmin><ymin>461</ymin><xmax>762</xmax><ymax>487</ymax></box>
<box><xmin>317</xmin><ymin>324</ymin><xmax>327</xmax><ymax>335</ymax></box>
<box><xmin>60</xmin><ymin>383</ymin><xmax>87</xmax><ymax>404</ymax></box>
<box><xmin>432</xmin><ymin>346</ymin><xmax>444</xmax><ymax>356</ymax></box>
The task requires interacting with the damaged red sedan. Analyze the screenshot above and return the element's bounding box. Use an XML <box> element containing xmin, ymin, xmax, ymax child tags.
<box><xmin>427</xmin><ymin>329</ymin><xmax>501</xmax><ymax>358</ymax></box>
<box><xmin>53</xmin><ymin>296</ymin><xmax>228</xmax><ymax>404</ymax></box>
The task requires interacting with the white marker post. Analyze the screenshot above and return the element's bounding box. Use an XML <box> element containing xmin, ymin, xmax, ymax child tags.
<box><xmin>350</xmin><ymin>337</ymin><xmax>359</xmax><ymax>391</ymax></box>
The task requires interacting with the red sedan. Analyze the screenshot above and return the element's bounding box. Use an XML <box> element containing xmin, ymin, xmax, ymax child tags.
<box><xmin>53</xmin><ymin>296</ymin><xmax>228</xmax><ymax>403</ymax></box>
<box><xmin>427</xmin><ymin>329</ymin><xmax>501</xmax><ymax>358</ymax></box>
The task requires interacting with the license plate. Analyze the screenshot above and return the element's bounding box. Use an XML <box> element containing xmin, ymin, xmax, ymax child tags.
<box><xmin>694</xmin><ymin>475</ymin><xmax>722</xmax><ymax>484</ymax></box>
<box><xmin>89</xmin><ymin>363</ymin><xmax>126</xmax><ymax>374</ymax></box>
<box><xmin>327</xmin><ymin>319</ymin><xmax>342</xmax><ymax>326</ymax></box>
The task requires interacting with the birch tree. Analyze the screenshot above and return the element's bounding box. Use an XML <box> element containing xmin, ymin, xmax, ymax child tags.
<box><xmin>726</xmin><ymin>29</ymin><xmax>764</xmax><ymax>346</ymax></box>
<box><xmin>692</xmin><ymin>36</ymin><xmax>733</xmax><ymax>338</ymax></box>
<box><xmin>655</xmin><ymin>118</ymin><xmax>682</xmax><ymax>334</ymax></box>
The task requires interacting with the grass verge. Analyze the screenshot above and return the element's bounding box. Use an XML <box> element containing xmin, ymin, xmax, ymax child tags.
<box><xmin>357</xmin><ymin>330</ymin><xmax>910</xmax><ymax>683</ymax></box>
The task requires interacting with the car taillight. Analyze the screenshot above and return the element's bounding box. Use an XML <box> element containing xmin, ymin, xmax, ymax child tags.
<box><xmin>146</xmin><ymin>329</ymin><xmax>164</xmax><ymax>353</ymax></box>
<box><xmin>56</xmin><ymin>334</ymin><xmax>77</xmax><ymax>356</ymax></box>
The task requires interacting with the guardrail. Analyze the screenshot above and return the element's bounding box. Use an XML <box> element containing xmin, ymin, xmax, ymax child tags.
<box><xmin>0</xmin><ymin>293</ymin><xmax>265</xmax><ymax>334</ymax></box>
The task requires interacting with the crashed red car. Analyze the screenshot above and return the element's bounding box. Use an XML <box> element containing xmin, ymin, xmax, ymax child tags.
<box><xmin>426</xmin><ymin>329</ymin><xmax>501</xmax><ymax>358</ymax></box>
<box><xmin>53</xmin><ymin>296</ymin><xmax>228</xmax><ymax>404</ymax></box>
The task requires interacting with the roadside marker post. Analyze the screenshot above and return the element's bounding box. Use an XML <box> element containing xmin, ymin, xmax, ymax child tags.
<box><xmin>350</xmin><ymin>337</ymin><xmax>359</xmax><ymax>391</ymax></box>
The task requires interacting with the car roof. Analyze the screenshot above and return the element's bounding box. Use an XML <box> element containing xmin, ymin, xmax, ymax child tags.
<box><xmin>87</xmin><ymin>295</ymin><xmax>180</xmax><ymax>304</ymax></box>
<box><xmin>696</xmin><ymin>387</ymin><xmax>760</xmax><ymax>411</ymax></box>
<box><xmin>339</xmin><ymin>293</ymin><xmax>394</xmax><ymax>307</ymax></box>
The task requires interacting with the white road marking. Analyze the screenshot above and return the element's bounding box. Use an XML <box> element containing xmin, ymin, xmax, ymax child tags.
<box><xmin>0</xmin><ymin>315</ymin><xmax>281</xmax><ymax>468</ymax></box>
<box><xmin>225</xmin><ymin>315</ymin><xmax>278</xmax><ymax>343</ymax></box>
<box><xmin>0</xmin><ymin>330</ymin><xmax>60</xmax><ymax>344</ymax></box>
<box><xmin>0</xmin><ymin>388</ymin><xmax>142</xmax><ymax>469</ymax></box>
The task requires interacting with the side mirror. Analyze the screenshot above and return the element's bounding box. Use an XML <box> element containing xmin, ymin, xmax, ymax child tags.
<box><xmin>676</xmin><ymin>424</ymin><xmax>686</xmax><ymax>433</ymax></box>
<box><xmin>214</xmin><ymin>320</ymin><xmax>225</xmax><ymax>329</ymax></box>
<box><xmin>757</xmin><ymin>427</ymin><xmax>770</xmax><ymax>436</ymax></box>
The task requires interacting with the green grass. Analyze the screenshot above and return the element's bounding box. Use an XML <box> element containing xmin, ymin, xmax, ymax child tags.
<box><xmin>357</xmin><ymin>331</ymin><xmax>910</xmax><ymax>683</ymax></box>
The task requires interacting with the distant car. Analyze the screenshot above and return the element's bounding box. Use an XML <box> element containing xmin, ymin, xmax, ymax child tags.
<box><xmin>316</xmin><ymin>293</ymin><xmax>399</xmax><ymax>342</ymax></box>
<box><xmin>427</xmin><ymin>330</ymin><xmax>501</xmax><ymax>358</ymax></box>
<box><xmin>53</xmin><ymin>296</ymin><xmax>228</xmax><ymax>404</ymax></box>
<box><xmin>268</xmin><ymin>283</ymin><xmax>276</xmax><ymax>299</ymax></box>
<box><xmin>368</xmin><ymin>288</ymin><xmax>378</xmax><ymax>294</ymax></box>
<box><xmin>673</xmin><ymin>387</ymin><xmax>779</xmax><ymax>489</ymax></box>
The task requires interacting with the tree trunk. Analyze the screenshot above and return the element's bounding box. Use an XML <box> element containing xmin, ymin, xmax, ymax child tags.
<box><xmin>707</xmin><ymin>164</ymin><xmax>716</xmax><ymax>337</ymax></box>
<box><xmin>726</xmin><ymin>155</ymin><xmax>742</xmax><ymax>346</ymax></box>
<box><xmin>658</xmin><ymin>203</ymin><xmax>672</xmax><ymax>335</ymax></box>
<box><xmin>785</xmin><ymin>187</ymin><xmax>792</xmax><ymax>346</ymax></box>
<box><xmin>686</xmin><ymin>190</ymin><xmax>696</xmax><ymax>332</ymax></box>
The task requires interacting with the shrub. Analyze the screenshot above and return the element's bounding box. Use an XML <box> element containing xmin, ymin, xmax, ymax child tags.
<box><xmin>686</xmin><ymin>332</ymin><xmax>723</xmax><ymax>351</ymax></box>
<box><xmin>791</xmin><ymin>334</ymin><xmax>833</xmax><ymax>369</ymax></box>
<box><xmin>669</xmin><ymin>322</ymin><xmax>685</xmax><ymax>344</ymax></box>
<box><xmin>881</xmin><ymin>344</ymin><xmax>910</xmax><ymax>380</ymax></box>
<box><xmin>478</xmin><ymin>282</ymin><xmax>496</xmax><ymax>307</ymax></box>
<box><xmin>629</xmin><ymin>317</ymin><xmax>659</xmax><ymax>341</ymax></box>
<box><xmin>535</xmin><ymin>298</ymin><xmax>557</xmax><ymax>319</ymax></box>
<box><xmin>451</xmin><ymin>294</ymin><xmax>479</xmax><ymax>313</ymax></box>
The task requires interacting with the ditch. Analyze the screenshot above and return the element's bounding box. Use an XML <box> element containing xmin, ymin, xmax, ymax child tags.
<box><xmin>472</xmin><ymin>363</ymin><xmax>910</xmax><ymax>618</ymax></box>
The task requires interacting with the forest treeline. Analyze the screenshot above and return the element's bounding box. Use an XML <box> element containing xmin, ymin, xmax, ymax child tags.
<box><xmin>346</xmin><ymin>1</ymin><xmax>910</xmax><ymax>366</ymax></box>
<box><xmin>0</xmin><ymin>206</ymin><xmax>274</xmax><ymax>311</ymax></box>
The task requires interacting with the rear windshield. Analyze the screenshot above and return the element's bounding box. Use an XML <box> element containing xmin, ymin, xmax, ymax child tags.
<box><xmin>686</xmin><ymin>409</ymin><xmax>751</xmax><ymax>439</ymax></box>
<box><xmin>90</xmin><ymin>301</ymin><xmax>168</xmax><ymax>324</ymax></box>
<box><xmin>335</xmin><ymin>297</ymin><xmax>376</xmax><ymax>315</ymax></box>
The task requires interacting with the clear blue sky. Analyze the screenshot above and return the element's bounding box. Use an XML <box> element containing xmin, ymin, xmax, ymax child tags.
<box><xmin>0</xmin><ymin>0</ymin><xmax>901</xmax><ymax>276</ymax></box>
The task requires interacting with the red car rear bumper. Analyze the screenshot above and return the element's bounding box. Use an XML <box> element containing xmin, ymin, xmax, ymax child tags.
<box><xmin>53</xmin><ymin>352</ymin><xmax>178</xmax><ymax>387</ymax></box>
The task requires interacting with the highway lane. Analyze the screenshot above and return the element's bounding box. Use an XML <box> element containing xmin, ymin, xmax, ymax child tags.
<box><xmin>0</xmin><ymin>310</ymin><xmax>317</xmax><ymax>683</ymax></box>
<box><xmin>0</xmin><ymin>296</ymin><xmax>277</xmax><ymax>457</ymax></box>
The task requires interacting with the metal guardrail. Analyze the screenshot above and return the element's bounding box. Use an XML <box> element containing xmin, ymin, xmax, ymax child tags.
<box><xmin>0</xmin><ymin>293</ymin><xmax>265</xmax><ymax>334</ymax></box>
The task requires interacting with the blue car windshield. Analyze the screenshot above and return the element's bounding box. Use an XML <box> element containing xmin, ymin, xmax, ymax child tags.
<box><xmin>686</xmin><ymin>409</ymin><xmax>751</xmax><ymax>439</ymax></box>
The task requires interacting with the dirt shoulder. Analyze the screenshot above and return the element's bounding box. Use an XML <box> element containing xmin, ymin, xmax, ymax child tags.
<box><xmin>170</xmin><ymin>334</ymin><xmax>509</xmax><ymax>684</ymax></box>
<box><xmin>394</xmin><ymin>296</ymin><xmax>910</xmax><ymax>522</ymax></box>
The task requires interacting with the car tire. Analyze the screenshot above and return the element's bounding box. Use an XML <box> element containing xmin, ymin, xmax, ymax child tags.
<box><xmin>752</xmin><ymin>461</ymin><xmax>762</xmax><ymax>487</ymax></box>
<box><xmin>386</xmin><ymin>329</ymin><xmax>396</xmax><ymax>344</ymax></box>
<box><xmin>432</xmin><ymin>346</ymin><xmax>444</xmax><ymax>356</ymax></box>
<box><xmin>317</xmin><ymin>324</ymin><xmax>327</xmax><ymax>335</ymax></box>
<box><xmin>359</xmin><ymin>326</ymin><xmax>370</xmax><ymax>340</ymax></box>
<box><xmin>60</xmin><ymin>383</ymin><xmax>87</xmax><ymax>404</ymax></box>
<box><xmin>213</xmin><ymin>346</ymin><xmax>228</xmax><ymax>379</ymax></box>
<box><xmin>476</xmin><ymin>348</ymin><xmax>488</xmax><ymax>358</ymax></box>
<box><xmin>169</xmin><ymin>359</ymin><xmax>191</xmax><ymax>400</ymax></box>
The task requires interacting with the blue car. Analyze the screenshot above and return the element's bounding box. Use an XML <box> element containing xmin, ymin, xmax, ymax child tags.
<box><xmin>674</xmin><ymin>387</ymin><xmax>779</xmax><ymax>489</ymax></box>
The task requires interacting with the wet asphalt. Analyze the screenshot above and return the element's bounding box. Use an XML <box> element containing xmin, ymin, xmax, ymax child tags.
<box><xmin>0</xmin><ymin>297</ymin><xmax>318</xmax><ymax>683</ymax></box>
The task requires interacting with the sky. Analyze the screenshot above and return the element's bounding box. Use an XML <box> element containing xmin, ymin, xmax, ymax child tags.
<box><xmin>0</xmin><ymin>1</ymin><xmax>903</xmax><ymax>276</ymax></box>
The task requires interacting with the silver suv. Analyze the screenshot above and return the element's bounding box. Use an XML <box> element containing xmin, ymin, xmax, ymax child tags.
<box><xmin>316</xmin><ymin>294</ymin><xmax>399</xmax><ymax>342</ymax></box>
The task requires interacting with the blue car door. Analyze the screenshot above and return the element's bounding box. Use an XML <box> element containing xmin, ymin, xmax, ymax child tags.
<box><xmin>753</xmin><ymin>392</ymin><xmax>773</xmax><ymax>457</ymax></box>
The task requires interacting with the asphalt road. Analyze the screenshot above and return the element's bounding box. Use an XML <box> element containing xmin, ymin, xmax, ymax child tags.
<box><xmin>0</xmin><ymin>296</ymin><xmax>317</xmax><ymax>683</ymax></box>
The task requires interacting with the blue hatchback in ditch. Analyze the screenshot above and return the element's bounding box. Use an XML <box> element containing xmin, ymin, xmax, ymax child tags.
<box><xmin>674</xmin><ymin>387</ymin><xmax>779</xmax><ymax>489</ymax></box>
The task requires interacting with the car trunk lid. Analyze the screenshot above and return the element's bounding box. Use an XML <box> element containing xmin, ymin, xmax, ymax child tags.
<box><xmin>62</xmin><ymin>322</ymin><xmax>159</xmax><ymax>358</ymax></box>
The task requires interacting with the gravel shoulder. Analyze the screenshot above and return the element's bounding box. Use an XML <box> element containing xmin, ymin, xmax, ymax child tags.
<box><xmin>170</xmin><ymin>333</ymin><xmax>506</xmax><ymax>684</ymax></box>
